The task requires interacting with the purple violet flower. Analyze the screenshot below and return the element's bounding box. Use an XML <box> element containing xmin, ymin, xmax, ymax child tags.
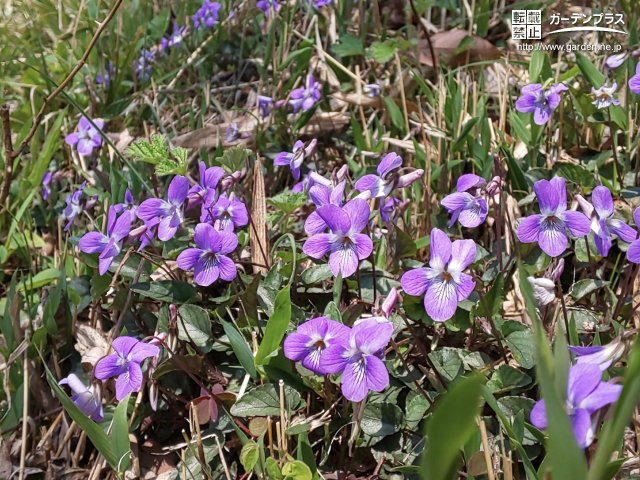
<box><xmin>575</xmin><ymin>186</ymin><xmax>636</xmax><ymax>257</ymax></box>
<box><xmin>401</xmin><ymin>228</ymin><xmax>476</xmax><ymax>322</ymax></box>
<box><xmin>515</xmin><ymin>83</ymin><xmax>568</xmax><ymax>125</ymax></box>
<box><xmin>257</xmin><ymin>0</ymin><xmax>280</xmax><ymax>15</ymax></box>
<box><xmin>441</xmin><ymin>173</ymin><xmax>489</xmax><ymax>228</ymax></box>
<box><xmin>530</xmin><ymin>363</ymin><xmax>622</xmax><ymax>449</ymax></box>
<box><xmin>605</xmin><ymin>52</ymin><xmax>628</xmax><ymax>69</ymax></box>
<box><xmin>274</xmin><ymin>139</ymin><xmax>317</xmax><ymax>181</ymax></box>
<box><xmin>79</xmin><ymin>208</ymin><xmax>133</xmax><ymax>275</ymax></box>
<box><xmin>202</xmin><ymin>193</ymin><xmax>248</xmax><ymax>231</ymax></box>
<box><xmin>592</xmin><ymin>83</ymin><xmax>621</xmax><ymax>109</ymax></box>
<box><xmin>629</xmin><ymin>64</ymin><xmax>640</xmax><ymax>95</ymax></box>
<box><xmin>283</xmin><ymin>317</ymin><xmax>351</xmax><ymax>374</ymax></box>
<box><xmin>96</xmin><ymin>61</ymin><xmax>113</xmax><ymax>87</ymax></box>
<box><xmin>257</xmin><ymin>95</ymin><xmax>275</xmax><ymax>118</ymax></box>
<box><xmin>188</xmin><ymin>161</ymin><xmax>225</xmax><ymax>208</ymax></box>
<box><xmin>192</xmin><ymin>0</ymin><xmax>222</xmax><ymax>29</ymax></box>
<box><xmin>304</xmin><ymin>179</ymin><xmax>346</xmax><ymax>234</ymax></box>
<box><xmin>60</xmin><ymin>373</ymin><xmax>104</xmax><ymax>421</ymax></box>
<box><xmin>311</xmin><ymin>0</ymin><xmax>333</xmax><ymax>7</ymax></box>
<box><xmin>302</xmin><ymin>199</ymin><xmax>373</xmax><ymax>278</ymax></box>
<box><xmin>137</xmin><ymin>175</ymin><xmax>189</xmax><ymax>241</ymax></box>
<box><xmin>134</xmin><ymin>49</ymin><xmax>155</xmax><ymax>82</ymax></box>
<box><xmin>41</xmin><ymin>171</ymin><xmax>53</xmax><ymax>200</ymax></box>
<box><xmin>321</xmin><ymin>318</ymin><xmax>393</xmax><ymax>402</ymax></box>
<box><xmin>62</xmin><ymin>182</ymin><xmax>87</xmax><ymax>231</ymax></box>
<box><xmin>290</xmin><ymin>74</ymin><xmax>322</xmax><ymax>113</ymax></box>
<box><xmin>113</xmin><ymin>189</ymin><xmax>138</xmax><ymax>216</ymax></box>
<box><xmin>65</xmin><ymin>116</ymin><xmax>104</xmax><ymax>157</ymax></box>
<box><xmin>354</xmin><ymin>152</ymin><xmax>423</xmax><ymax>200</ymax></box>
<box><xmin>176</xmin><ymin>223</ymin><xmax>238</xmax><ymax>286</ymax></box>
<box><xmin>517</xmin><ymin>176</ymin><xmax>591</xmax><ymax>257</ymax></box>
<box><xmin>625</xmin><ymin>208</ymin><xmax>640</xmax><ymax>263</ymax></box>
<box><xmin>380</xmin><ymin>197</ymin><xmax>401</xmax><ymax>224</ymax></box>
<box><xmin>363</xmin><ymin>83</ymin><xmax>381</xmax><ymax>98</ymax></box>
<box><xmin>569</xmin><ymin>337</ymin><xmax>626</xmax><ymax>371</ymax></box>
<box><xmin>160</xmin><ymin>23</ymin><xmax>187</xmax><ymax>53</ymax></box>
<box><xmin>94</xmin><ymin>336</ymin><xmax>160</xmax><ymax>401</ymax></box>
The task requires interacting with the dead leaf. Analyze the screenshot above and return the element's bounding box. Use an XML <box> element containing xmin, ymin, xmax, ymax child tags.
<box><xmin>74</xmin><ymin>324</ymin><xmax>109</xmax><ymax>367</ymax></box>
<box><xmin>172</xmin><ymin>117</ymin><xmax>258</xmax><ymax>149</ymax></box>
<box><xmin>297</xmin><ymin>112</ymin><xmax>350</xmax><ymax>136</ymax></box>
<box><xmin>331</xmin><ymin>92</ymin><xmax>384</xmax><ymax>108</ymax></box>
<box><xmin>419</xmin><ymin>29</ymin><xmax>501</xmax><ymax>68</ymax></box>
<box><xmin>250</xmin><ymin>158</ymin><xmax>269</xmax><ymax>274</ymax></box>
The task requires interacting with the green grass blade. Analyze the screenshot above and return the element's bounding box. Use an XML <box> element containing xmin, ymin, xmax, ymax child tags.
<box><xmin>255</xmin><ymin>287</ymin><xmax>291</xmax><ymax>367</ymax></box>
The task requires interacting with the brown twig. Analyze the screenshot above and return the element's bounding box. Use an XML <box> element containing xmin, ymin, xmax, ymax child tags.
<box><xmin>0</xmin><ymin>104</ymin><xmax>14</xmax><ymax>210</ymax></box>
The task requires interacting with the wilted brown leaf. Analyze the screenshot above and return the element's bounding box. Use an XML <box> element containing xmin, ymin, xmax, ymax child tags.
<box><xmin>74</xmin><ymin>324</ymin><xmax>109</xmax><ymax>367</ymax></box>
<box><xmin>297</xmin><ymin>112</ymin><xmax>350</xmax><ymax>136</ymax></box>
<box><xmin>250</xmin><ymin>158</ymin><xmax>269</xmax><ymax>274</ymax></box>
<box><xmin>419</xmin><ymin>29</ymin><xmax>501</xmax><ymax>68</ymax></box>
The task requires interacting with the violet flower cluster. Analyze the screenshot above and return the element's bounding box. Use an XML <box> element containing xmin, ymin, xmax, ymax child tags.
<box><xmin>284</xmin><ymin>315</ymin><xmax>394</xmax><ymax>402</ymax></box>
<box><xmin>65</xmin><ymin>116</ymin><xmax>104</xmax><ymax>157</ymax></box>
<box><xmin>515</xmin><ymin>83</ymin><xmax>568</xmax><ymax>125</ymax></box>
<box><xmin>440</xmin><ymin>173</ymin><xmax>497</xmax><ymax>228</ymax></box>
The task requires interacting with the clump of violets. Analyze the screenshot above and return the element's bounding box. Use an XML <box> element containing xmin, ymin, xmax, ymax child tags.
<box><xmin>575</xmin><ymin>186</ymin><xmax>635</xmax><ymax>257</ymax></box>
<box><xmin>517</xmin><ymin>176</ymin><xmax>590</xmax><ymax>257</ymax></box>
<box><xmin>283</xmin><ymin>317</ymin><xmax>351</xmax><ymax>374</ymax></box>
<box><xmin>65</xmin><ymin>116</ymin><xmax>104</xmax><ymax>157</ymax></box>
<box><xmin>322</xmin><ymin>318</ymin><xmax>393</xmax><ymax>402</ymax></box>
<box><xmin>192</xmin><ymin>0</ymin><xmax>222</xmax><ymax>29</ymax></box>
<box><xmin>177</xmin><ymin>223</ymin><xmax>238</xmax><ymax>286</ymax></box>
<box><xmin>274</xmin><ymin>139</ymin><xmax>317</xmax><ymax>181</ymax></box>
<box><xmin>401</xmin><ymin>228</ymin><xmax>476</xmax><ymax>322</ymax></box>
<box><xmin>592</xmin><ymin>83</ymin><xmax>621</xmax><ymax>109</ymax></box>
<box><xmin>137</xmin><ymin>175</ymin><xmax>189</xmax><ymax>241</ymax></box>
<box><xmin>441</xmin><ymin>174</ymin><xmax>489</xmax><ymax>228</ymax></box>
<box><xmin>59</xmin><ymin>374</ymin><xmax>103</xmax><ymax>421</ymax></box>
<box><xmin>515</xmin><ymin>83</ymin><xmax>568</xmax><ymax>125</ymax></box>
<box><xmin>530</xmin><ymin>363</ymin><xmax>622</xmax><ymax>449</ymax></box>
<box><xmin>95</xmin><ymin>336</ymin><xmax>160</xmax><ymax>401</ymax></box>
<box><xmin>303</xmin><ymin>199</ymin><xmax>373</xmax><ymax>278</ymax></box>
<box><xmin>290</xmin><ymin>74</ymin><xmax>322</xmax><ymax>113</ymax></box>
<box><xmin>628</xmin><ymin>63</ymin><xmax>640</xmax><ymax>95</ymax></box>
<box><xmin>62</xmin><ymin>182</ymin><xmax>88</xmax><ymax>231</ymax></box>
<box><xmin>79</xmin><ymin>208</ymin><xmax>133</xmax><ymax>275</ymax></box>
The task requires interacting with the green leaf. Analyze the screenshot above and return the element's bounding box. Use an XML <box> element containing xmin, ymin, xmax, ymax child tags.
<box><xmin>268</xmin><ymin>191</ymin><xmax>307</xmax><ymax>214</ymax></box>
<box><xmin>529</xmin><ymin>50</ymin><xmax>545</xmax><ymax>83</ymax></box>
<box><xmin>452</xmin><ymin>117</ymin><xmax>479</xmax><ymax>153</ymax></box>
<box><xmin>332</xmin><ymin>33</ymin><xmax>364</xmax><ymax>57</ymax></box>
<box><xmin>240</xmin><ymin>440</ymin><xmax>260</xmax><ymax>472</ymax></box>
<box><xmin>219</xmin><ymin>146</ymin><xmax>251</xmax><ymax>173</ymax></box>
<box><xmin>44</xmin><ymin>364</ymin><xmax>117</xmax><ymax>469</ymax></box>
<box><xmin>487</xmin><ymin>365</ymin><xmax>532</xmax><ymax>393</ymax></box>
<box><xmin>477</xmin><ymin>273</ymin><xmax>505</xmax><ymax>318</ymax></box>
<box><xmin>112</xmin><ymin>395</ymin><xmax>131</xmax><ymax>472</ymax></box>
<box><xmin>127</xmin><ymin>134</ymin><xmax>170</xmax><ymax>165</ymax></box>
<box><xmin>177</xmin><ymin>304</ymin><xmax>212</xmax><ymax>350</ymax></box>
<box><xmin>383</xmin><ymin>96</ymin><xmax>405</xmax><ymax>131</ymax></box>
<box><xmin>553</xmin><ymin>162</ymin><xmax>595</xmax><ymax>189</ymax></box>
<box><xmin>282</xmin><ymin>460</ymin><xmax>312</xmax><ymax>480</ymax></box>
<box><xmin>265</xmin><ymin>457</ymin><xmax>283</xmax><ymax>479</ymax></box>
<box><xmin>18</xmin><ymin>268</ymin><xmax>60</xmax><ymax>292</ymax></box>
<box><xmin>361</xmin><ymin>403</ymin><xmax>404</xmax><ymax>438</ymax></box>
<box><xmin>301</xmin><ymin>264</ymin><xmax>333</xmax><ymax>285</ymax></box>
<box><xmin>505</xmin><ymin>326</ymin><xmax>536</xmax><ymax>369</ymax></box>
<box><xmin>368</xmin><ymin>39</ymin><xmax>397</xmax><ymax>63</ymax></box>
<box><xmin>230</xmin><ymin>383</ymin><xmax>302</xmax><ymax>417</ymax></box>
<box><xmin>132</xmin><ymin>281</ymin><xmax>197</xmax><ymax>303</ymax></box>
<box><xmin>420</xmin><ymin>374</ymin><xmax>483</xmax><ymax>479</ymax></box>
<box><xmin>575</xmin><ymin>52</ymin><xmax>605</xmax><ymax>88</ymax></box>
<box><xmin>569</xmin><ymin>279</ymin><xmax>609</xmax><ymax>300</ymax></box>
<box><xmin>509</xmin><ymin>111</ymin><xmax>531</xmax><ymax>144</ymax></box>
<box><xmin>221</xmin><ymin>319</ymin><xmax>258</xmax><ymax>379</ymax></box>
<box><xmin>255</xmin><ymin>287</ymin><xmax>291</xmax><ymax>367</ymax></box>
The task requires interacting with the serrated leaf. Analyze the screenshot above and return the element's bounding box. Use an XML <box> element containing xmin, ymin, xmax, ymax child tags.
<box><xmin>268</xmin><ymin>191</ymin><xmax>307</xmax><ymax>214</ymax></box>
<box><xmin>220</xmin><ymin>146</ymin><xmax>251</xmax><ymax>173</ymax></box>
<box><xmin>368</xmin><ymin>39</ymin><xmax>397</xmax><ymax>63</ymax></box>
